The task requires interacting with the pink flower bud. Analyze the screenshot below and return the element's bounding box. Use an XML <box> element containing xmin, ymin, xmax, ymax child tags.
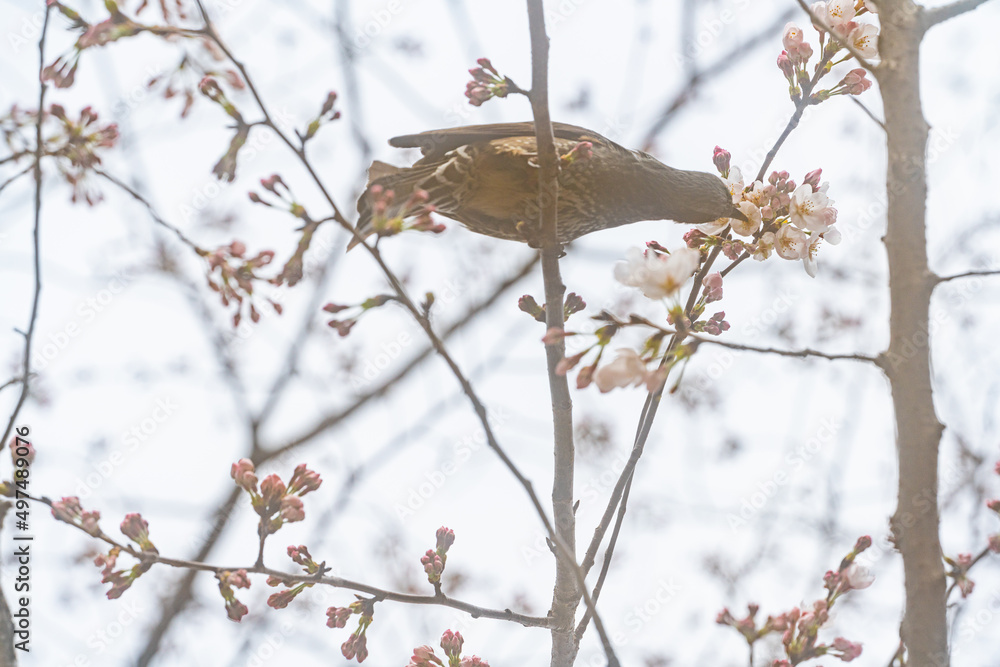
<box><xmin>436</xmin><ymin>527</ymin><xmax>456</xmax><ymax>553</ymax></box>
<box><xmin>712</xmin><ymin>146</ymin><xmax>731</xmax><ymax>175</ymax></box>
<box><xmin>120</xmin><ymin>513</ymin><xmax>150</xmax><ymax>545</ymax></box>
<box><xmin>832</xmin><ymin>637</ymin><xmax>864</xmax><ymax>661</ymax></box>
<box><xmin>326</xmin><ymin>606</ymin><xmax>353</xmax><ymax>628</ymax></box>
<box><xmin>803</xmin><ymin>168</ymin><xmax>823</xmax><ymax>192</ymax></box>
<box><xmin>440</xmin><ymin>630</ymin><xmax>464</xmax><ymax>658</ymax></box>
<box><xmin>231</xmin><ymin>458</ymin><xmax>258</xmax><ymax>493</ymax></box>
<box><xmin>841</xmin><ymin>68</ymin><xmax>872</xmax><ymax>95</ymax></box>
<box><xmin>782</xmin><ymin>23</ymin><xmax>804</xmax><ymax>50</ymax></box>
<box><xmin>51</xmin><ymin>496</ymin><xmax>83</xmax><ymax>523</ymax></box>
<box><xmin>776</xmin><ymin>50</ymin><xmax>794</xmax><ymax>78</ymax></box>
<box><xmin>280</xmin><ymin>495</ymin><xmax>305</xmax><ymax>522</ymax></box>
<box><xmin>259</xmin><ymin>474</ymin><xmax>286</xmax><ymax>507</ymax></box>
<box><xmin>288</xmin><ymin>464</ymin><xmax>322</xmax><ymax>495</ymax></box>
<box><xmin>267</xmin><ymin>588</ymin><xmax>298</xmax><ymax>609</ymax></box>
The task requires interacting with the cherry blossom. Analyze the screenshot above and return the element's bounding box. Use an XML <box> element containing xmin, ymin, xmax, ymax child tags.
<box><xmin>789</xmin><ymin>183</ymin><xmax>837</xmax><ymax>232</ymax></box>
<box><xmin>824</xmin><ymin>0</ymin><xmax>857</xmax><ymax>32</ymax></box>
<box><xmin>614</xmin><ymin>247</ymin><xmax>701</xmax><ymax>300</ymax></box>
<box><xmin>593</xmin><ymin>349</ymin><xmax>651</xmax><ymax>393</ymax></box>
<box><xmin>753</xmin><ymin>232</ymin><xmax>776</xmax><ymax>261</ymax></box>
<box><xmin>732</xmin><ymin>201</ymin><xmax>763</xmax><ymax>236</ymax></box>
<box><xmin>849</xmin><ymin>23</ymin><xmax>879</xmax><ymax>59</ymax></box>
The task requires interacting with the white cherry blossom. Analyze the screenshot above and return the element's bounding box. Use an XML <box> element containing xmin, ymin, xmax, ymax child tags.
<box><xmin>789</xmin><ymin>183</ymin><xmax>837</xmax><ymax>232</ymax></box>
<box><xmin>776</xmin><ymin>224</ymin><xmax>808</xmax><ymax>260</ymax></box>
<box><xmin>849</xmin><ymin>23</ymin><xmax>879</xmax><ymax>59</ymax></box>
<box><xmin>614</xmin><ymin>247</ymin><xmax>701</xmax><ymax>300</ymax></box>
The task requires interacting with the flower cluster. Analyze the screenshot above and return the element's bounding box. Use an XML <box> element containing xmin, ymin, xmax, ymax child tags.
<box><xmin>302</xmin><ymin>91</ymin><xmax>342</xmax><ymax>142</ymax></box>
<box><xmin>230</xmin><ymin>459</ymin><xmax>322</xmax><ymax>536</ymax></box>
<box><xmin>332</xmin><ymin>598</ymin><xmax>375</xmax><ymax>663</ymax></box>
<box><xmin>406</xmin><ymin>630</ymin><xmax>491</xmax><ymax>667</ymax></box>
<box><xmin>265</xmin><ymin>544</ymin><xmax>328</xmax><ymax>610</ymax></box>
<box><xmin>465</xmin><ymin>58</ymin><xmax>511</xmax><ymax>107</ymax></box>
<box><xmin>363</xmin><ymin>184</ymin><xmax>445</xmax><ymax>243</ymax></box>
<box><xmin>717</xmin><ymin>537</ymin><xmax>872</xmax><ymax>664</ymax></box>
<box><xmin>778</xmin><ymin>0</ymin><xmax>878</xmax><ymax>104</ymax></box>
<box><xmin>200</xmin><ymin>239</ymin><xmax>281</xmax><ymax>327</ymax></box>
<box><xmin>321</xmin><ymin>294</ymin><xmax>394</xmax><ymax>337</ymax></box>
<box><xmin>944</xmin><ymin>552</ymin><xmax>976</xmax><ymax>598</ymax></box>
<box><xmin>50</xmin><ymin>496</ymin><xmax>102</xmax><ymax>536</ymax></box>
<box><xmin>699</xmin><ymin>152</ymin><xmax>841</xmax><ymax>277</ymax></box>
<box><xmin>1</xmin><ymin>104</ymin><xmax>119</xmax><ymax>204</ymax></box>
<box><xmin>248</xmin><ymin>173</ymin><xmax>329</xmax><ymax>288</ymax></box>
<box><xmin>421</xmin><ymin>526</ymin><xmax>456</xmax><ymax>587</ymax></box>
<box><xmin>324</xmin><ymin>596</ymin><xmax>377</xmax><ymax>662</ymax></box>
<box><xmin>216</xmin><ymin>569</ymin><xmax>251</xmax><ymax>622</ymax></box>
<box><xmin>89</xmin><ymin>514</ymin><xmax>159</xmax><ymax>600</ymax></box>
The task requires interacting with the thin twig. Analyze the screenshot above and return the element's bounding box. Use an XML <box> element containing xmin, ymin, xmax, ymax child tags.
<box><xmin>687</xmin><ymin>335</ymin><xmax>881</xmax><ymax>365</ymax></box>
<box><xmin>265</xmin><ymin>253</ymin><xmax>538</xmax><ymax>456</ymax></box>
<box><xmin>93</xmin><ymin>168</ymin><xmax>204</xmax><ymax>252</ymax></box>
<box><xmin>574</xmin><ymin>473</ymin><xmax>633</xmax><ymax>640</ymax></box>
<box><xmin>1</xmin><ymin>5</ymin><xmax>51</xmax><ymax>456</ymax></box>
<box><xmin>934</xmin><ymin>269</ymin><xmax>1000</xmax><ymax>284</ymax></box>
<box><xmin>0</xmin><ymin>165</ymin><xmax>33</xmax><ymax>197</ymax></box>
<box><xmin>847</xmin><ymin>95</ymin><xmax>886</xmax><ymax>130</ymax></box>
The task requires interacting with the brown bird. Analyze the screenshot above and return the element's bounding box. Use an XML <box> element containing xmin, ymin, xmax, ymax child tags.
<box><xmin>349</xmin><ymin>122</ymin><xmax>742</xmax><ymax>249</ymax></box>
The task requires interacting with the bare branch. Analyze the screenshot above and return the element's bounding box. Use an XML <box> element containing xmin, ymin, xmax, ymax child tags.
<box><xmin>0</xmin><ymin>165</ymin><xmax>33</xmax><ymax>197</ymax></box>
<box><xmin>688</xmin><ymin>335</ymin><xmax>881</xmax><ymax>365</ymax></box>
<box><xmin>1</xmin><ymin>5</ymin><xmax>51</xmax><ymax>456</ymax></box>
<box><xmin>922</xmin><ymin>0</ymin><xmax>995</xmax><ymax>28</ymax></box>
<box><xmin>94</xmin><ymin>168</ymin><xmax>205</xmax><ymax>253</ymax></box>
<box><xmin>934</xmin><ymin>269</ymin><xmax>1000</xmax><ymax>284</ymax></box>
<box><xmin>848</xmin><ymin>95</ymin><xmax>886</xmax><ymax>130</ymax></box>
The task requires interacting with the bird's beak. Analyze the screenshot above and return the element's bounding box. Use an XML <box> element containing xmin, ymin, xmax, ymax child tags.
<box><xmin>728</xmin><ymin>206</ymin><xmax>749</xmax><ymax>223</ymax></box>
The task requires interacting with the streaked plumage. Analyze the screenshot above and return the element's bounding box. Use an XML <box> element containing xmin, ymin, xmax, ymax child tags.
<box><xmin>350</xmin><ymin>122</ymin><xmax>741</xmax><ymax>249</ymax></box>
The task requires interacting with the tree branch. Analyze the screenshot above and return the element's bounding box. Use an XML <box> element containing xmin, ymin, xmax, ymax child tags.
<box><xmin>688</xmin><ymin>335</ymin><xmax>881</xmax><ymax>365</ymax></box>
<box><xmin>934</xmin><ymin>269</ymin><xmax>1000</xmax><ymax>284</ymax></box>
<box><xmin>38</xmin><ymin>494</ymin><xmax>552</xmax><ymax>629</ymax></box>
<box><xmin>1</xmin><ymin>5</ymin><xmax>51</xmax><ymax>461</ymax></box>
<box><xmin>922</xmin><ymin>0</ymin><xmax>994</xmax><ymax>28</ymax></box>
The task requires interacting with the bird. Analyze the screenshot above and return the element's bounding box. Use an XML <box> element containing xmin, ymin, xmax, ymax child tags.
<box><xmin>349</xmin><ymin>122</ymin><xmax>743</xmax><ymax>249</ymax></box>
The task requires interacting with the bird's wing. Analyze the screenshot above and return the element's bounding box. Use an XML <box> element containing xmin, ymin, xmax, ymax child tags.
<box><xmin>388</xmin><ymin>122</ymin><xmax>618</xmax><ymax>159</ymax></box>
